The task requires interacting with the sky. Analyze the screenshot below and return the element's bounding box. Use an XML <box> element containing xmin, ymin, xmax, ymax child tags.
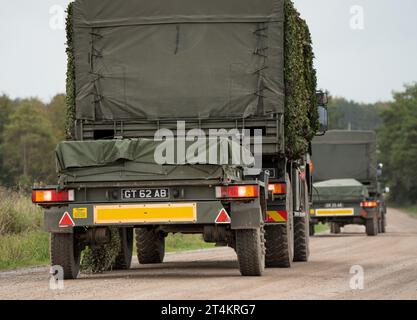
<box><xmin>0</xmin><ymin>0</ymin><xmax>416</xmax><ymax>104</ymax></box>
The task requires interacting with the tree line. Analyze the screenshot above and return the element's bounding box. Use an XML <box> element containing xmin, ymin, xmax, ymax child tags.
<box><xmin>0</xmin><ymin>94</ymin><xmax>65</xmax><ymax>190</ymax></box>
<box><xmin>0</xmin><ymin>84</ymin><xmax>416</xmax><ymax>203</ymax></box>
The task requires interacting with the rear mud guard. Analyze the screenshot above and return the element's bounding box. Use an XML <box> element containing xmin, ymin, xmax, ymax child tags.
<box><xmin>230</xmin><ymin>200</ymin><xmax>263</xmax><ymax>230</ymax></box>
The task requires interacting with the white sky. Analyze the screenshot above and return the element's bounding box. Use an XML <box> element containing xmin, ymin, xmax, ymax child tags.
<box><xmin>0</xmin><ymin>0</ymin><xmax>416</xmax><ymax>103</ymax></box>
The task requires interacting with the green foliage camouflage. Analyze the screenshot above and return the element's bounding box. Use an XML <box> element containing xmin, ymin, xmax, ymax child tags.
<box><xmin>81</xmin><ymin>227</ymin><xmax>121</xmax><ymax>273</ymax></box>
<box><xmin>284</xmin><ymin>0</ymin><xmax>318</xmax><ymax>160</ymax></box>
<box><xmin>65</xmin><ymin>2</ymin><xmax>76</xmax><ymax>140</ymax></box>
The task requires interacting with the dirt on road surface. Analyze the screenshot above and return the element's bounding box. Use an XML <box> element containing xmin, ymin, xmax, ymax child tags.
<box><xmin>1</xmin><ymin>208</ymin><xmax>416</xmax><ymax>300</ymax></box>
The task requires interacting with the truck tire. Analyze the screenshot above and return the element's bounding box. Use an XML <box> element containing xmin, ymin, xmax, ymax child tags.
<box><xmin>135</xmin><ymin>228</ymin><xmax>165</xmax><ymax>264</ymax></box>
<box><xmin>235</xmin><ymin>227</ymin><xmax>265</xmax><ymax>276</ymax></box>
<box><xmin>365</xmin><ymin>216</ymin><xmax>378</xmax><ymax>236</ymax></box>
<box><xmin>330</xmin><ymin>223</ymin><xmax>341</xmax><ymax>234</ymax></box>
<box><xmin>265</xmin><ymin>175</ymin><xmax>294</xmax><ymax>268</ymax></box>
<box><xmin>113</xmin><ymin>227</ymin><xmax>133</xmax><ymax>270</ymax></box>
<box><xmin>380</xmin><ymin>213</ymin><xmax>386</xmax><ymax>233</ymax></box>
<box><xmin>379</xmin><ymin>212</ymin><xmax>387</xmax><ymax>233</ymax></box>
<box><xmin>50</xmin><ymin>233</ymin><xmax>82</xmax><ymax>280</ymax></box>
<box><xmin>294</xmin><ymin>181</ymin><xmax>310</xmax><ymax>262</ymax></box>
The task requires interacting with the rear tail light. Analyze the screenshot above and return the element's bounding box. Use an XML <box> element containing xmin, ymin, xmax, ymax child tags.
<box><xmin>215</xmin><ymin>185</ymin><xmax>259</xmax><ymax>199</ymax></box>
<box><xmin>361</xmin><ymin>201</ymin><xmax>377</xmax><ymax>208</ymax></box>
<box><xmin>32</xmin><ymin>189</ymin><xmax>75</xmax><ymax>203</ymax></box>
<box><xmin>268</xmin><ymin>183</ymin><xmax>286</xmax><ymax>195</ymax></box>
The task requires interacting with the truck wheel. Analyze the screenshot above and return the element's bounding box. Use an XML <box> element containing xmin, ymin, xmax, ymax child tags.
<box><xmin>309</xmin><ymin>223</ymin><xmax>315</xmax><ymax>236</ymax></box>
<box><xmin>265</xmin><ymin>175</ymin><xmax>294</xmax><ymax>268</ymax></box>
<box><xmin>235</xmin><ymin>227</ymin><xmax>265</xmax><ymax>276</ymax></box>
<box><xmin>50</xmin><ymin>233</ymin><xmax>82</xmax><ymax>280</ymax></box>
<box><xmin>380</xmin><ymin>214</ymin><xmax>386</xmax><ymax>233</ymax></box>
<box><xmin>294</xmin><ymin>181</ymin><xmax>310</xmax><ymax>262</ymax></box>
<box><xmin>330</xmin><ymin>223</ymin><xmax>341</xmax><ymax>234</ymax></box>
<box><xmin>113</xmin><ymin>227</ymin><xmax>133</xmax><ymax>270</ymax></box>
<box><xmin>365</xmin><ymin>216</ymin><xmax>378</xmax><ymax>236</ymax></box>
<box><xmin>135</xmin><ymin>227</ymin><xmax>165</xmax><ymax>264</ymax></box>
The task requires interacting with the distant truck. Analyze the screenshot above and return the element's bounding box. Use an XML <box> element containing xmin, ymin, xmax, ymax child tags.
<box><xmin>310</xmin><ymin>130</ymin><xmax>387</xmax><ymax>236</ymax></box>
<box><xmin>32</xmin><ymin>0</ymin><xmax>328</xmax><ymax>279</ymax></box>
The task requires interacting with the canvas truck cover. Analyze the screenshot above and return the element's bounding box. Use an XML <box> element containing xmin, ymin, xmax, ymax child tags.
<box><xmin>312</xmin><ymin>130</ymin><xmax>377</xmax><ymax>183</ymax></box>
<box><xmin>55</xmin><ymin>139</ymin><xmax>254</xmax><ymax>183</ymax></box>
<box><xmin>312</xmin><ymin>179</ymin><xmax>369</xmax><ymax>202</ymax></box>
<box><xmin>71</xmin><ymin>0</ymin><xmax>285</xmax><ymax>121</ymax></box>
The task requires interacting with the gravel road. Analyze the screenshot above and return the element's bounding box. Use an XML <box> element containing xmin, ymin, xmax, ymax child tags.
<box><xmin>1</xmin><ymin>208</ymin><xmax>416</xmax><ymax>300</ymax></box>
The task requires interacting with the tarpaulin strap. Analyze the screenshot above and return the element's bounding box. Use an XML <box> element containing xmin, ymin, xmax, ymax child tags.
<box><xmin>253</xmin><ymin>23</ymin><xmax>269</xmax><ymax>102</ymax></box>
<box><xmin>89</xmin><ymin>32</ymin><xmax>103</xmax><ymax>39</ymax></box>
<box><xmin>89</xmin><ymin>92</ymin><xmax>104</xmax><ymax>104</ymax></box>
<box><xmin>89</xmin><ymin>71</ymin><xmax>103</xmax><ymax>83</ymax></box>
<box><xmin>253</xmin><ymin>47</ymin><xmax>269</xmax><ymax>58</ymax></box>
<box><xmin>253</xmin><ymin>27</ymin><xmax>268</xmax><ymax>38</ymax></box>
<box><xmin>91</xmin><ymin>47</ymin><xmax>103</xmax><ymax>58</ymax></box>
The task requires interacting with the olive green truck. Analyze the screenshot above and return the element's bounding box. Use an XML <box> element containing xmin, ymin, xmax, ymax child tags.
<box><xmin>310</xmin><ymin>130</ymin><xmax>387</xmax><ymax>236</ymax></box>
<box><xmin>32</xmin><ymin>0</ymin><xmax>327</xmax><ymax>279</ymax></box>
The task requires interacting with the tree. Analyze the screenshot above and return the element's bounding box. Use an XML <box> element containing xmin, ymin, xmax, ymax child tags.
<box><xmin>327</xmin><ymin>97</ymin><xmax>387</xmax><ymax>131</ymax></box>
<box><xmin>0</xmin><ymin>95</ymin><xmax>16</xmax><ymax>185</ymax></box>
<box><xmin>46</xmin><ymin>94</ymin><xmax>67</xmax><ymax>142</ymax></box>
<box><xmin>2</xmin><ymin>99</ymin><xmax>57</xmax><ymax>188</ymax></box>
<box><xmin>378</xmin><ymin>84</ymin><xmax>417</xmax><ymax>203</ymax></box>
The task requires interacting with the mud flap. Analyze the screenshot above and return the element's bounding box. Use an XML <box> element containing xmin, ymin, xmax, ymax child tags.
<box><xmin>44</xmin><ymin>207</ymin><xmax>73</xmax><ymax>234</ymax></box>
<box><xmin>230</xmin><ymin>200</ymin><xmax>263</xmax><ymax>230</ymax></box>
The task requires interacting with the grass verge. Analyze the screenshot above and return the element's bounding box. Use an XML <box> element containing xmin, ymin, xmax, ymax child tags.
<box><xmin>0</xmin><ymin>231</ymin><xmax>49</xmax><ymax>270</ymax></box>
<box><xmin>399</xmin><ymin>205</ymin><xmax>417</xmax><ymax>218</ymax></box>
<box><xmin>314</xmin><ymin>223</ymin><xmax>329</xmax><ymax>234</ymax></box>
<box><xmin>166</xmin><ymin>234</ymin><xmax>216</xmax><ymax>252</ymax></box>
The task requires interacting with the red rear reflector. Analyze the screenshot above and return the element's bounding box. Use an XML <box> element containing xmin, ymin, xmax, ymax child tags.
<box><xmin>32</xmin><ymin>189</ymin><xmax>74</xmax><ymax>203</ymax></box>
<box><xmin>215</xmin><ymin>209</ymin><xmax>231</xmax><ymax>224</ymax></box>
<box><xmin>215</xmin><ymin>185</ymin><xmax>259</xmax><ymax>199</ymax></box>
<box><xmin>268</xmin><ymin>183</ymin><xmax>286</xmax><ymax>195</ymax></box>
<box><xmin>59</xmin><ymin>212</ymin><xmax>75</xmax><ymax>228</ymax></box>
<box><xmin>361</xmin><ymin>201</ymin><xmax>377</xmax><ymax>208</ymax></box>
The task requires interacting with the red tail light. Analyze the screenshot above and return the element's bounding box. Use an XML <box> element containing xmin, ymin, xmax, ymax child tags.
<box><xmin>215</xmin><ymin>185</ymin><xmax>259</xmax><ymax>199</ymax></box>
<box><xmin>268</xmin><ymin>183</ymin><xmax>286</xmax><ymax>195</ymax></box>
<box><xmin>32</xmin><ymin>189</ymin><xmax>75</xmax><ymax>203</ymax></box>
<box><xmin>361</xmin><ymin>201</ymin><xmax>377</xmax><ymax>208</ymax></box>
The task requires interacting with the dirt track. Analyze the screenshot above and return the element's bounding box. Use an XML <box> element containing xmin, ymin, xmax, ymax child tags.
<box><xmin>1</xmin><ymin>208</ymin><xmax>416</xmax><ymax>300</ymax></box>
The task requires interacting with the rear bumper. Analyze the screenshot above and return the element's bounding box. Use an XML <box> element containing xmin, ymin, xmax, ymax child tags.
<box><xmin>310</xmin><ymin>205</ymin><xmax>380</xmax><ymax>224</ymax></box>
<box><xmin>44</xmin><ymin>199</ymin><xmax>263</xmax><ymax>233</ymax></box>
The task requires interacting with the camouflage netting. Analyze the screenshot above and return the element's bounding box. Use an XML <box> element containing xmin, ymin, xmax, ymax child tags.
<box><xmin>65</xmin><ymin>2</ymin><xmax>76</xmax><ymax>140</ymax></box>
<box><xmin>283</xmin><ymin>0</ymin><xmax>318</xmax><ymax>160</ymax></box>
<box><xmin>81</xmin><ymin>227</ymin><xmax>121</xmax><ymax>273</ymax></box>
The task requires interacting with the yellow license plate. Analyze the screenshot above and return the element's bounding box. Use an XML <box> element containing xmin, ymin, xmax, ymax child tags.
<box><xmin>315</xmin><ymin>208</ymin><xmax>354</xmax><ymax>216</ymax></box>
<box><xmin>94</xmin><ymin>203</ymin><xmax>197</xmax><ymax>224</ymax></box>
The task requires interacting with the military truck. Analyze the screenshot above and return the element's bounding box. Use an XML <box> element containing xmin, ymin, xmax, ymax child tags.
<box><xmin>32</xmin><ymin>0</ymin><xmax>328</xmax><ymax>279</ymax></box>
<box><xmin>310</xmin><ymin>130</ymin><xmax>387</xmax><ymax>236</ymax></box>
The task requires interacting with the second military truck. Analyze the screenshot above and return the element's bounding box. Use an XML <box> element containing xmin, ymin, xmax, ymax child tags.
<box><xmin>310</xmin><ymin>130</ymin><xmax>387</xmax><ymax>236</ymax></box>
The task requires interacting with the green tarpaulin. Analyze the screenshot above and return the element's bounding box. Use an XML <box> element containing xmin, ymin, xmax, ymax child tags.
<box><xmin>71</xmin><ymin>0</ymin><xmax>285</xmax><ymax>121</ymax></box>
<box><xmin>56</xmin><ymin>138</ymin><xmax>254</xmax><ymax>171</ymax></box>
<box><xmin>313</xmin><ymin>179</ymin><xmax>369</xmax><ymax>202</ymax></box>
<box><xmin>312</xmin><ymin>130</ymin><xmax>377</xmax><ymax>183</ymax></box>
